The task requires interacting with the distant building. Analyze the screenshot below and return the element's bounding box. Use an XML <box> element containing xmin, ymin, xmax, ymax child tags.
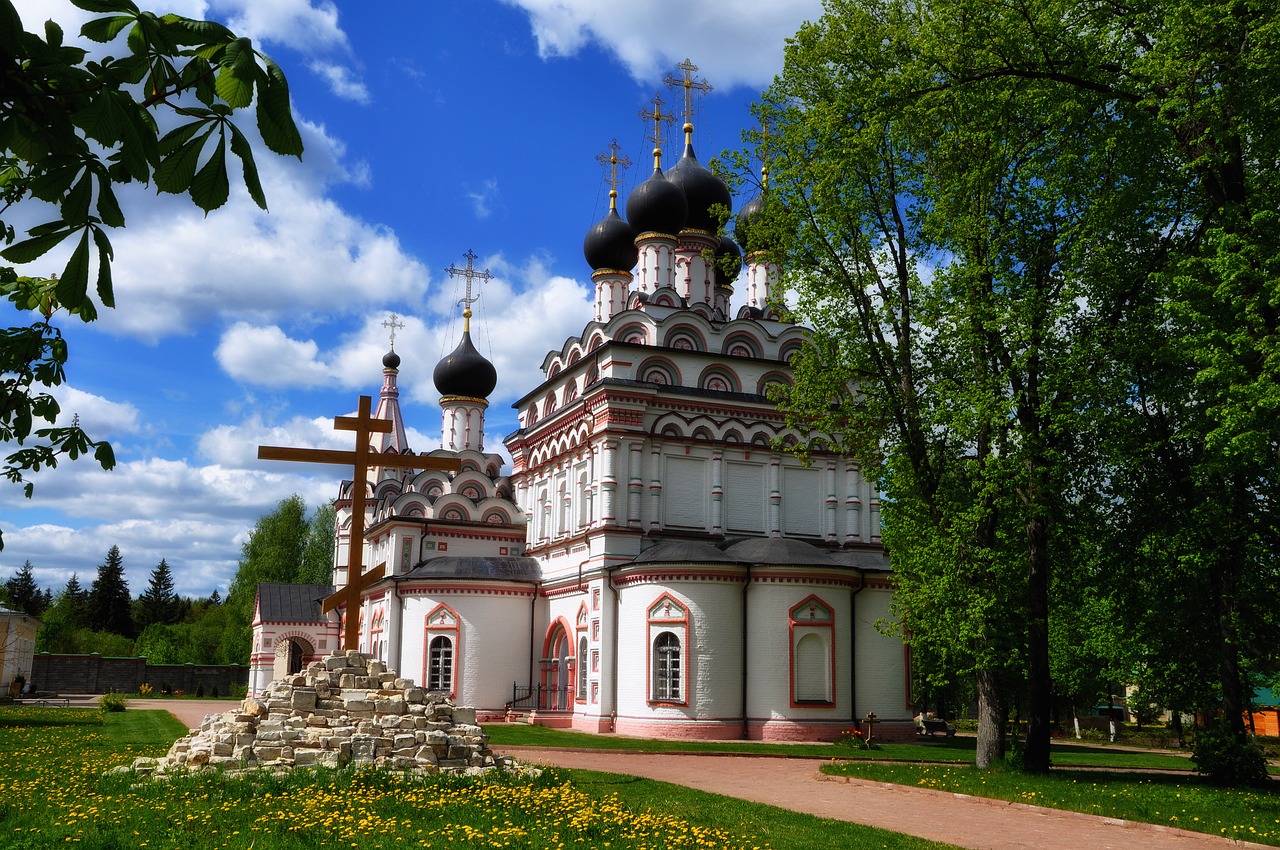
<box><xmin>251</xmin><ymin>66</ymin><xmax>911</xmax><ymax>741</ymax></box>
<box><xmin>1</xmin><ymin>607</ymin><xmax>39</xmax><ymax>693</ymax></box>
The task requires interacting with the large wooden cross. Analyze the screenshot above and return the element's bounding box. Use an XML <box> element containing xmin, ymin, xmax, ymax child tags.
<box><xmin>258</xmin><ymin>395</ymin><xmax>461</xmax><ymax>649</ymax></box>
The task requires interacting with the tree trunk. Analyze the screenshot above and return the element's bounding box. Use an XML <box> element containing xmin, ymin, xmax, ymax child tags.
<box><xmin>975</xmin><ymin>666</ymin><xmax>1006</xmax><ymax>768</ymax></box>
<box><xmin>1211</xmin><ymin>477</ymin><xmax>1248</xmax><ymax>741</ymax></box>
<box><xmin>1024</xmin><ymin>509</ymin><xmax>1053</xmax><ymax>772</ymax></box>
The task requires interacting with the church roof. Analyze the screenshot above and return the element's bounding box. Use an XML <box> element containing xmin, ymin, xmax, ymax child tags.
<box><xmin>401</xmin><ymin>556</ymin><xmax>541</xmax><ymax>582</ymax></box>
<box><xmin>721</xmin><ymin>537</ymin><xmax>841</xmax><ymax>566</ymax></box>
<box><xmin>633</xmin><ymin>540</ymin><xmax>737</xmax><ymax>563</ymax></box>
<box><xmin>257</xmin><ymin>582</ymin><xmax>332</xmax><ymax>623</ymax></box>
<box><xmin>828</xmin><ymin>549</ymin><xmax>892</xmax><ymax>571</ymax></box>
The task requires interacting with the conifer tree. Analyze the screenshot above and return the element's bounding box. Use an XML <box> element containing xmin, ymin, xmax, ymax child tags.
<box><xmin>4</xmin><ymin>560</ymin><xmax>46</xmax><ymax>617</ymax></box>
<box><xmin>135</xmin><ymin>558</ymin><xmax>179</xmax><ymax>630</ymax></box>
<box><xmin>89</xmin><ymin>545</ymin><xmax>133</xmax><ymax>637</ymax></box>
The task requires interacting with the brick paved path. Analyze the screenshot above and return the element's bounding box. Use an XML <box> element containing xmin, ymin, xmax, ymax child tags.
<box><xmin>503</xmin><ymin>746</ymin><xmax>1273</xmax><ymax>850</ymax></box>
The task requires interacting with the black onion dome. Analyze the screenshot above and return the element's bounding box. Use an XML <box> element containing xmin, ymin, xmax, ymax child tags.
<box><xmin>433</xmin><ymin>331</ymin><xmax>497</xmax><ymax>399</ymax></box>
<box><xmin>735</xmin><ymin>193</ymin><xmax>766</xmax><ymax>251</ymax></box>
<box><xmin>382</xmin><ymin>349</ymin><xmax>401</xmax><ymax>369</ymax></box>
<box><xmin>714</xmin><ymin>234</ymin><xmax>742</xmax><ymax>286</ymax></box>
<box><xmin>583</xmin><ymin>206</ymin><xmax>638</xmax><ymax>271</ymax></box>
<box><xmin>625</xmin><ymin>165</ymin><xmax>688</xmax><ymax>236</ymax></box>
<box><xmin>665</xmin><ymin>141</ymin><xmax>732</xmax><ymax>233</ymax></box>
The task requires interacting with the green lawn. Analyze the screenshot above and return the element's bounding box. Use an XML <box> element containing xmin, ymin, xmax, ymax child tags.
<box><xmin>821</xmin><ymin>761</ymin><xmax>1280</xmax><ymax>846</ymax></box>
<box><xmin>486</xmin><ymin>722</ymin><xmax>1196</xmax><ymax>770</ymax></box>
<box><xmin>0</xmin><ymin>707</ymin><xmax>957</xmax><ymax>850</ymax></box>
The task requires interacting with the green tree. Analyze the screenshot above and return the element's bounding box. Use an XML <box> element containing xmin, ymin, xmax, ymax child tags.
<box><xmin>4</xmin><ymin>560</ymin><xmax>47</xmax><ymax>617</ymax></box>
<box><xmin>134</xmin><ymin>557</ymin><xmax>179</xmax><ymax>630</ymax></box>
<box><xmin>36</xmin><ymin>572</ymin><xmax>89</xmax><ymax>652</ymax></box>
<box><xmin>219</xmin><ymin>494</ymin><xmax>311</xmax><ymax>663</ymax></box>
<box><xmin>88</xmin><ymin>544</ymin><xmax>132</xmax><ymax>637</ymax></box>
<box><xmin>0</xmin><ymin>0</ymin><xmax>303</xmax><ymax>548</ymax></box>
<box><xmin>756</xmin><ymin>0</ymin><xmax>1278</xmax><ymax>779</ymax></box>
<box><xmin>297</xmin><ymin>501</ymin><xmax>336</xmax><ymax>586</ymax></box>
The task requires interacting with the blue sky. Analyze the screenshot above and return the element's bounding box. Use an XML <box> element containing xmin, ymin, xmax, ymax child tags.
<box><xmin>2</xmin><ymin>0</ymin><xmax>822</xmax><ymax>599</ymax></box>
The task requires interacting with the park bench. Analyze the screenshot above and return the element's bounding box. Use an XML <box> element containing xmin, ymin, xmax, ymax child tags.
<box><xmin>16</xmin><ymin>691</ymin><xmax>71</xmax><ymax>708</ymax></box>
<box><xmin>918</xmin><ymin>718</ymin><xmax>956</xmax><ymax>737</ymax></box>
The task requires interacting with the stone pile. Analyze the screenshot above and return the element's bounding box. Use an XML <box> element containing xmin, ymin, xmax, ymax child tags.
<box><xmin>120</xmin><ymin>651</ymin><xmax>517</xmax><ymax>778</ymax></box>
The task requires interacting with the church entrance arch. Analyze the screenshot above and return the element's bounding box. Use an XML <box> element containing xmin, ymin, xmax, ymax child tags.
<box><xmin>273</xmin><ymin>635</ymin><xmax>314</xmax><ymax>681</ymax></box>
<box><xmin>540</xmin><ymin>620</ymin><xmax>573</xmax><ymax>711</ymax></box>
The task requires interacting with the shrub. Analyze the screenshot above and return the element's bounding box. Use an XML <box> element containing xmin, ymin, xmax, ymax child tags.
<box><xmin>210</xmin><ymin>685</ymin><xmax>219</xmax><ymax>698</ymax></box>
<box><xmin>1192</xmin><ymin>724</ymin><xmax>1269</xmax><ymax>787</ymax></box>
<box><xmin>137</xmin><ymin>682</ymin><xmax>153</xmax><ymax>696</ymax></box>
<box><xmin>99</xmin><ymin>692</ymin><xmax>127</xmax><ymax>712</ymax></box>
<box><xmin>196</xmin><ymin>683</ymin><xmax>204</xmax><ymax>698</ymax></box>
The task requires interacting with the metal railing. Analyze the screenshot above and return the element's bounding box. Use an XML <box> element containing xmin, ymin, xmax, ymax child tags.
<box><xmin>507</xmin><ymin>682</ymin><xmax>571</xmax><ymax>712</ymax></box>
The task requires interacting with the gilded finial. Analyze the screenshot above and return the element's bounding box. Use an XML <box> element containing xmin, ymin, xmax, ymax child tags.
<box><xmin>595</xmin><ymin>139</ymin><xmax>632</xmax><ymax>213</ymax></box>
<box><xmin>445</xmin><ymin>249</ymin><xmax>494</xmax><ymax>334</ymax></box>
<box><xmin>638</xmin><ymin>94</ymin><xmax>675</xmax><ymax>170</ymax></box>
<box><xmin>663</xmin><ymin>58</ymin><xmax>712</xmax><ymax>143</ymax></box>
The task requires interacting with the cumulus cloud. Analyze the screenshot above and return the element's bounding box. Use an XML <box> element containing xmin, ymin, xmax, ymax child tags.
<box><xmin>210</xmin><ymin>0</ymin><xmax>349</xmax><ymax>54</ymax></box>
<box><xmin>309</xmin><ymin>61</ymin><xmax>372</xmax><ymax>103</ymax></box>
<box><xmin>46</xmin><ymin>387</ymin><xmax>142</xmax><ymax>437</ymax></box>
<box><xmin>500</xmin><ymin>0</ymin><xmax>822</xmax><ymax>89</ymax></box>
<box><xmin>216</xmin><ymin>324</ymin><xmax>334</xmax><ymax>388</ymax></box>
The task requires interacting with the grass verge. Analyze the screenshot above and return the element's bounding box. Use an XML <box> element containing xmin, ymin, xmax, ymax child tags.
<box><xmin>820</xmin><ymin>760</ymin><xmax>1280</xmax><ymax>846</ymax></box>
<box><xmin>486</xmin><ymin>723</ymin><xmax>1196</xmax><ymax>770</ymax></box>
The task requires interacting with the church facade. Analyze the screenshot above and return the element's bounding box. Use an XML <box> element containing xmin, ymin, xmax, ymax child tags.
<box><xmin>250</xmin><ymin>69</ymin><xmax>912</xmax><ymax>741</ymax></box>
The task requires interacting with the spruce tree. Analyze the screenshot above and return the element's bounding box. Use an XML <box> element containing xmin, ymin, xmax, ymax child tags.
<box><xmin>4</xmin><ymin>561</ymin><xmax>46</xmax><ymax>617</ymax></box>
<box><xmin>89</xmin><ymin>546</ymin><xmax>133</xmax><ymax>638</ymax></box>
<box><xmin>135</xmin><ymin>559</ymin><xmax>179</xmax><ymax>630</ymax></box>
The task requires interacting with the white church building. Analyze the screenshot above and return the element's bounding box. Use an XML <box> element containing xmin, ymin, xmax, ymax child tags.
<box><xmin>250</xmin><ymin>72</ymin><xmax>912</xmax><ymax>742</ymax></box>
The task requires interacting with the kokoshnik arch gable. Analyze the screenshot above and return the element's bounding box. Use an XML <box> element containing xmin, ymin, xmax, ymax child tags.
<box><xmin>250</xmin><ymin>61</ymin><xmax>912</xmax><ymax>742</ymax></box>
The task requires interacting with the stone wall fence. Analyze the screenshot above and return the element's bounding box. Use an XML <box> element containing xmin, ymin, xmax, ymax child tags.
<box><xmin>30</xmin><ymin>653</ymin><xmax>248</xmax><ymax>695</ymax></box>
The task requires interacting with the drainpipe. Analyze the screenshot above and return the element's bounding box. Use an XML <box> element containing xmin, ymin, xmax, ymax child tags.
<box><xmin>528</xmin><ymin>580</ymin><xmax>540</xmax><ymax>691</ymax></box>
<box><xmin>741</xmin><ymin>564</ymin><xmax>753</xmax><ymax>740</ymax></box>
<box><xmin>850</xmin><ymin>569</ymin><xmax>866</xmax><ymax>726</ymax></box>
<box><xmin>607</xmin><ymin>564</ymin><xmax>621</xmax><ymax>732</ymax></box>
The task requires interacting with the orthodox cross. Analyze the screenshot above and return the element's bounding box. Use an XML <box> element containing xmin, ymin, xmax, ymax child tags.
<box><xmin>662</xmin><ymin>58</ymin><xmax>712</xmax><ymax>128</ymax></box>
<box><xmin>595</xmin><ymin>139</ymin><xmax>631</xmax><ymax>210</ymax></box>
<box><xmin>258</xmin><ymin>395</ymin><xmax>461</xmax><ymax>649</ymax></box>
<box><xmin>381</xmin><ymin>313</ymin><xmax>405</xmax><ymax>350</ymax></box>
<box><xmin>444</xmin><ymin>249</ymin><xmax>493</xmax><ymax>332</ymax></box>
<box><xmin>637</xmin><ymin>94</ymin><xmax>676</xmax><ymax>169</ymax></box>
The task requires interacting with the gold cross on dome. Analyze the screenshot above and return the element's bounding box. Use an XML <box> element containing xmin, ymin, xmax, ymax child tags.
<box><xmin>381</xmin><ymin>313</ymin><xmax>405</xmax><ymax>350</ymax></box>
<box><xmin>595</xmin><ymin>139</ymin><xmax>631</xmax><ymax>210</ymax></box>
<box><xmin>638</xmin><ymin>94</ymin><xmax>676</xmax><ymax>169</ymax></box>
<box><xmin>444</xmin><ymin>249</ymin><xmax>494</xmax><ymax>332</ymax></box>
<box><xmin>663</xmin><ymin>58</ymin><xmax>712</xmax><ymax>128</ymax></box>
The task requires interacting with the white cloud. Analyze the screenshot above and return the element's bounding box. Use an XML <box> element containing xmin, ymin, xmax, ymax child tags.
<box><xmin>500</xmin><ymin>0</ymin><xmax>822</xmax><ymax>89</ymax></box>
<box><xmin>216</xmin><ymin>324</ymin><xmax>333</xmax><ymax>388</ymax></box>
<box><xmin>309</xmin><ymin>60</ymin><xmax>372</xmax><ymax>103</ymax></box>
<box><xmin>465</xmin><ymin>178</ymin><xmax>501</xmax><ymax>220</ymax></box>
<box><xmin>210</xmin><ymin>0</ymin><xmax>349</xmax><ymax>54</ymax></box>
<box><xmin>47</xmin><ymin>386</ymin><xmax>142</xmax><ymax>437</ymax></box>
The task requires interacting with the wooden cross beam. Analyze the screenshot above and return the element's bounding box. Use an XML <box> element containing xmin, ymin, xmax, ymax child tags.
<box><xmin>258</xmin><ymin>395</ymin><xmax>462</xmax><ymax>650</ymax></box>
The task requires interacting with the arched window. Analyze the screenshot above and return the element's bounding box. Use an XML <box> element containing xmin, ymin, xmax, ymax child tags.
<box><xmin>427</xmin><ymin>635</ymin><xmax>453</xmax><ymax>692</ymax></box>
<box><xmin>795</xmin><ymin>633</ymin><xmax>830</xmax><ymax>702</ymax></box>
<box><xmin>652</xmin><ymin>632</ymin><xmax>681</xmax><ymax>701</ymax></box>
<box><xmin>790</xmin><ymin>595</ymin><xmax>835</xmax><ymax>706</ymax></box>
<box><xmin>577</xmin><ymin>636</ymin><xmax>588</xmax><ymax>700</ymax></box>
